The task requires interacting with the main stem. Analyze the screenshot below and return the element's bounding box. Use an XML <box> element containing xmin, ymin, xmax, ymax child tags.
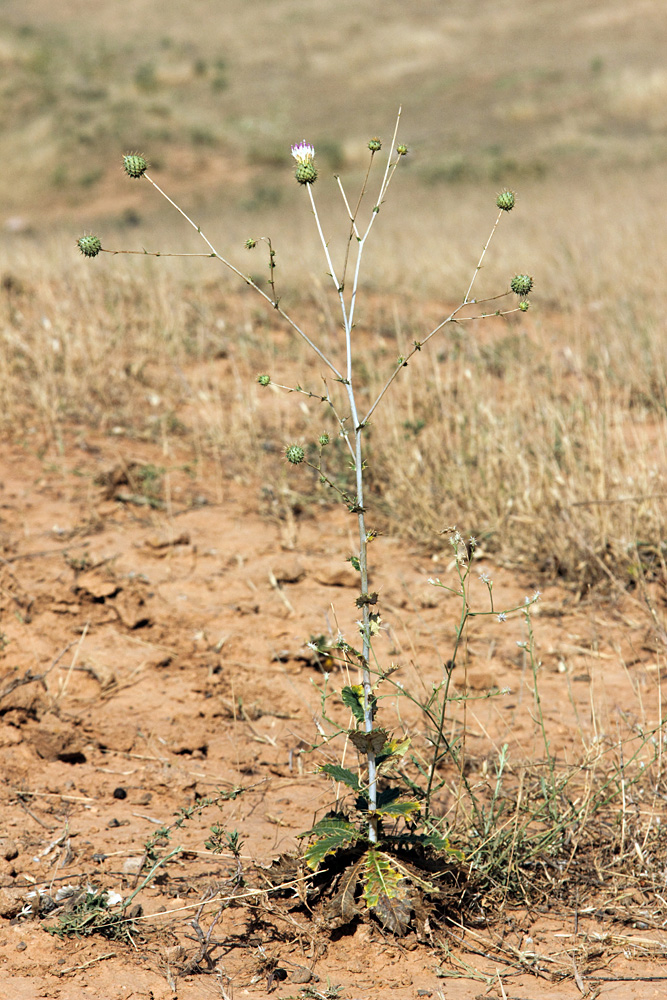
<box><xmin>346</xmin><ymin>386</ymin><xmax>378</xmax><ymax>844</ymax></box>
<box><xmin>306</xmin><ymin>133</ymin><xmax>404</xmax><ymax>847</ymax></box>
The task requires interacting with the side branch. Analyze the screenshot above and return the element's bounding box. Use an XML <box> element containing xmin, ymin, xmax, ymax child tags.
<box><xmin>142</xmin><ymin>173</ymin><xmax>343</xmax><ymax>380</ymax></box>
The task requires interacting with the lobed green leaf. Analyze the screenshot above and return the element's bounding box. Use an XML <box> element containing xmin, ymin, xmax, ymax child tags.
<box><xmin>319</xmin><ymin>763</ymin><xmax>362</xmax><ymax>795</ymax></box>
<box><xmin>301</xmin><ymin>816</ymin><xmax>360</xmax><ymax>870</ymax></box>
<box><xmin>341</xmin><ymin>685</ymin><xmax>366</xmax><ymax>723</ymax></box>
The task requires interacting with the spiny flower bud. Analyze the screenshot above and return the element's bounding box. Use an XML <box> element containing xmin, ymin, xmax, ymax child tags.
<box><xmin>510</xmin><ymin>274</ymin><xmax>533</xmax><ymax>297</ymax></box>
<box><xmin>123</xmin><ymin>154</ymin><xmax>148</xmax><ymax>179</ymax></box>
<box><xmin>257</xmin><ymin>374</ymin><xmax>271</xmax><ymax>386</ymax></box>
<box><xmin>285</xmin><ymin>444</ymin><xmax>305</xmax><ymax>465</ymax></box>
<box><xmin>295</xmin><ymin>162</ymin><xmax>317</xmax><ymax>184</ymax></box>
<box><xmin>396</xmin><ymin>144</ymin><xmax>409</xmax><ymax>156</ymax></box>
<box><xmin>245</xmin><ymin>238</ymin><xmax>257</xmax><ymax>250</ymax></box>
<box><xmin>291</xmin><ymin>141</ymin><xmax>317</xmax><ymax>185</ymax></box>
<box><xmin>368</xmin><ymin>137</ymin><xmax>382</xmax><ymax>152</ymax></box>
<box><xmin>496</xmin><ymin>190</ymin><xmax>515</xmax><ymax>211</ymax></box>
<box><xmin>77</xmin><ymin>235</ymin><xmax>102</xmax><ymax>258</ymax></box>
<box><xmin>519</xmin><ymin>300</ymin><xmax>530</xmax><ymax>312</ymax></box>
<box><xmin>318</xmin><ymin>432</ymin><xmax>330</xmax><ymax>446</ymax></box>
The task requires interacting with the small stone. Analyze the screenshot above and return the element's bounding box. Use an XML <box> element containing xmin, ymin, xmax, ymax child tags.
<box><xmin>271</xmin><ymin>559</ymin><xmax>306</xmax><ymax>584</ymax></box>
<box><xmin>164</xmin><ymin>944</ymin><xmax>185</xmax><ymax>964</ymax></box>
<box><xmin>122</xmin><ymin>857</ymin><xmax>143</xmax><ymax>875</ymax></box>
<box><xmin>112</xmin><ymin>787</ymin><xmax>127</xmax><ymax>800</ymax></box>
<box><xmin>30</xmin><ymin>715</ymin><xmax>86</xmax><ymax>763</ymax></box>
<box><xmin>2</xmin><ymin>840</ymin><xmax>18</xmax><ymax>861</ymax></box>
<box><xmin>15</xmin><ymin>940</ymin><xmax>27</xmax><ymax>952</ymax></box>
<box><xmin>290</xmin><ymin>966</ymin><xmax>315</xmax><ymax>984</ymax></box>
<box><xmin>234</xmin><ymin>601</ymin><xmax>259</xmax><ymax>615</ymax></box>
<box><xmin>73</xmin><ymin>571</ymin><xmax>121</xmax><ymax>600</ymax></box>
<box><xmin>314</xmin><ymin>564</ymin><xmax>359</xmax><ymax>588</ymax></box>
<box><xmin>0</xmin><ymin>887</ymin><xmax>24</xmax><ymax>919</ymax></box>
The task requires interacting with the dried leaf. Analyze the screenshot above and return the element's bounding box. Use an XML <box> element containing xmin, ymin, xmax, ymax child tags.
<box><xmin>349</xmin><ymin>728</ymin><xmax>388</xmax><ymax>755</ymax></box>
<box><xmin>322</xmin><ymin>854</ymin><xmax>365</xmax><ymax>929</ymax></box>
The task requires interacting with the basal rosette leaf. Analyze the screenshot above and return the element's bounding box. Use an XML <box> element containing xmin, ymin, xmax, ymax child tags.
<box><xmin>362</xmin><ymin>847</ymin><xmax>403</xmax><ymax>908</ymax></box>
<box><xmin>373</xmin><ymin>886</ymin><xmax>412</xmax><ymax>935</ymax></box>
<box><xmin>362</xmin><ymin>848</ymin><xmax>412</xmax><ymax>934</ymax></box>
<box><xmin>323</xmin><ymin>854</ymin><xmax>366</xmax><ymax>928</ymax></box>
<box><xmin>301</xmin><ymin>816</ymin><xmax>359</xmax><ymax>870</ymax></box>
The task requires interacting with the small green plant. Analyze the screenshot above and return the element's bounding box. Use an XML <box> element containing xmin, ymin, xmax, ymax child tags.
<box><xmin>45</xmin><ymin>886</ymin><xmax>135</xmax><ymax>942</ymax></box>
<box><xmin>76</xmin><ymin>110</ymin><xmax>532</xmax><ymax>932</ymax></box>
<box><xmin>44</xmin><ymin>850</ymin><xmax>178</xmax><ymax>942</ymax></box>
<box><xmin>142</xmin><ymin>787</ymin><xmax>245</xmax><ymax>869</ymax></box>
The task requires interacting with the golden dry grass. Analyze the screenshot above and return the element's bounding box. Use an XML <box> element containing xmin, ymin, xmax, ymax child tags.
<box><xmin>2</xmin><ymin>158</ymin><xmax>666</xmax><ymax>587</ymax></box>
<box><xmin>1</xmin><ymin>0</ymin><xmax>666</xmax><ymax>586</ymax></box>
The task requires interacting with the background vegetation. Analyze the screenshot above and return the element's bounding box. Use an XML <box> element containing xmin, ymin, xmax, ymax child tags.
<box><xmin>1</xmin><ymin>0</ymin><xmax>666</xmax><ymax>582</ymax></box>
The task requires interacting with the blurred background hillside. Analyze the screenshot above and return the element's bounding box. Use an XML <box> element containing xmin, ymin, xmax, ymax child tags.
<box><xmin>0</xmin><ymin>0</ymin><xmax>666</xmax><ymax>580</ymax></box>
<box><xmin>0</xmin><ymin>0</ymin><xmax>665</xmax><ymax>231</ymax></box>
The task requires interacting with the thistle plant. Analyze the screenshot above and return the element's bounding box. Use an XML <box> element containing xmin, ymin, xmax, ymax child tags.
<box><xmin>77</xmin><ymin>111</ymin><xmax>533</xmax><ymax>928</ymax></box>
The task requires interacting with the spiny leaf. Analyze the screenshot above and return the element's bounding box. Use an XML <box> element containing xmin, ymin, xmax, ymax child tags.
<box><xmin>362</xmin><ymin>848</ymin><xmax>413</xmax><ymax>934</ymax></box>
<box><xmin>341</xmin><ymin>685</ymin><xmax>365</xmax><ymax>723</ymax></box>
<box><xmin>423</xmin><ymin>832</ymin><xmax>466</xmax><ymax>861</ymax></box>
<box><xmin>376</xmin><ymin>799</ymin><xmax>421</xmax><ymax>820</ymax></box>
<box><xmin>319</xmin><ymin>763</ymin><xmax>362</xmax><ymax>795</ymax></box>
<box><xmin>376</xmin><ymin>786</ymin><xmax>402</xmax><ymax>809</ymax></box>
<box><xmin>376</xmin><ymin>735</ymin><xmax>412</xmax><ymax>774</ymax></box>
<box><xmin>301</xmin><ymin>816</ymin><xmax>359</xmax><ymax>870</ymax></box>
<box><xmin>381</xmin><ymin>853</ymin><xmax>438</xmax><ymax>895</ymax></box>
<box><xmin>379</xmin><ymin>735</ymin><xmax>411</xmax><ymax>760</ymax></box>
<box><xmin>362</xmin><ymin>847</ymin><xmax>404</xmax><ymax>908</ymax></box>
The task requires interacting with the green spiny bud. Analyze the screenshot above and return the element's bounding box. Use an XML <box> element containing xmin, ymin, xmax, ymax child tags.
<box><xmin>295</xmin><ymin>161</ymin><xmax>317</xmax><ymax>185</ymax></box>
<box><xmin>396</xmin><ymin>144</ymin><xmax>409</xmax><ymax>156</ymax></box>
<box><xmin>496</xmin><ymin>190</ymin><xmax>515</xmax><ymax>211</ymax></box>
<box><xmin>318</xmin><ymin>432</ymin><xmax>330</xmax><ymax>446</ymax></box>
<box><xmin>257</xmin><ymin>374</ymin><xmax>271</xmax><ymax>386</ymax></box>
<box><xmin>245</xmin><ymin>238</ymin><xmax>257</xmax><ymax>249</ymax></box>
<box><xmin>510</xmin><ymin>274</ymin><xmax>533</xmax><ymax>297</ymax></box>
<box><xmin>123</xmin><ymin>154</ymin><xmax>148</xmax><ymax>179</ymax></box>
<box><xmin>285</xmin><ymin>444</ymin><xmax>305</xmax><ymax>465</ymax></box>
<box><xmin>519</xmin><ymin>300</ymin><xmax>530</xmax><ymax>312</ymax></box>
<box><xmin>77</xmin><ymin>235</ymin><xmax>102</xmax><ymax>258</ymax></box>
<box><xmin>368</xmin><ymin>137</ymin><xmax>382</xmax><ymax>152</ymax></box>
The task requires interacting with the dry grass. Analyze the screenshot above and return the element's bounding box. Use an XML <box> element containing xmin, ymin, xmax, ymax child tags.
<box><xmin>2</xmin><ymin>160</ymin><xmax>666</xmax><ymax>586</ymax></box>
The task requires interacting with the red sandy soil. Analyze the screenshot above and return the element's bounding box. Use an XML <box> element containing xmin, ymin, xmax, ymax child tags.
<box><xmin>0</xmin><ymin>434</ymin><xmax>666</xmax><ymax>999</ymax></box>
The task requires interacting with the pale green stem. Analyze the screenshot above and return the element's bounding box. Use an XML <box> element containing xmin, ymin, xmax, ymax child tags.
<box><xmin>463</xmin><ymin>208</ymin><xmax>504</xmax><ymax>304</ymax></box>
<box><xmin>344</xmin><ymin>381</ymin><xmax>378</xmax><ymax>843</ymax></box>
